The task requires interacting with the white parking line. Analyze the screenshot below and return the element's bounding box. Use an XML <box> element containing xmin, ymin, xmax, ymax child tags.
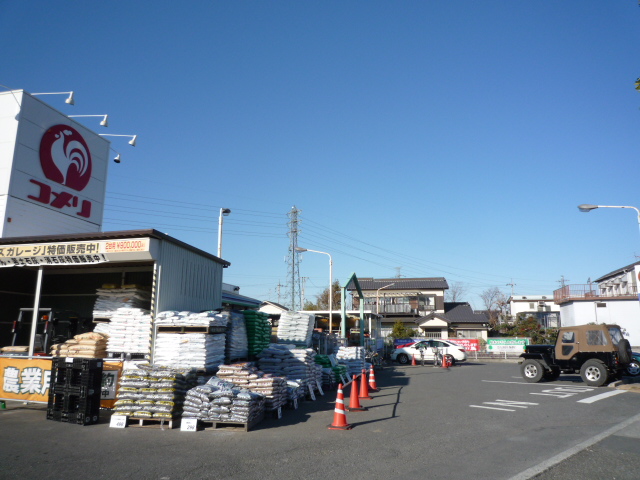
<box><xmin>470</xmin><ymin>405</ymin><xmax>516</xmax><ymax>412</ymax></box>
<box><xmin>509</xmin><ymin>411</ymin><xmax>640</xmax><ymax>480</ymax></box>
<box><xmin>577</xmin><ymin>390</ymin><xmax>627</xmax><ymax>404</ymax></box>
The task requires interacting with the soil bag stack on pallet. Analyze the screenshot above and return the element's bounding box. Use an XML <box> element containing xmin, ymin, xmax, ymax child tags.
<box><xmin>154</xmin><ymin>311</ymin><xmax>228</xmax><ymax>372</ymax></box>
<box><xmin>154</xmin><ymin>333</ymin><xmax>226</xmax><ymax>371</ymax></box>
<box><xmin>182</xmin><ymin>377</ymin><xmax>265</xmax><ymax>427</ymax></box>
<box><xmin>112</xmin><ymin>365</ymin><xmax>196</xmax><ymax>421</ymax></box>
<box><xmin>256</xmin><ymin>345</ymin><xmax>321</xmax><ymax>398</ymax></box>
<box><xmin>106</xmin><ymin>308</ymin><xmax>152</xmax><ymax>359</ymax></box>
<box><xmin>335</xmin><ymin>346</ymin><xmax>366</xmax><ymax>377</ymax></box>
<box><xmin>224</xmin><ymin>311</ymin><xmax>249</xmax><ymax>361</ymax></box>
<box><xmin>276</xmin><ymin>311</ymin><xmax>315</xmax><ymax>347</ymax></box>
<box><xmin>50</xmin><ymin>332</ymin><xmax>108</xmax><ymax>358</ymax></box>
<box><xmin>155</xmin><ymin>311</ymin><xmax>228</xmax><ymax>328</ymax></box>
<box><xmin>243</xmin><ymin>310</ymin><xmax>271</xmax><ymax>357</ymax></box>
<box><xmin>216</xmin><ymin>363</ymin><xmax>288</xmax><ymax>412</ymax></box>
<box><xmin>47</xmin><ymin>358</ymin><xmax>103</xmax><ymax>425</ymax></box>
<box><xmin>93</xmin><ymin>285</ymin><xmax>151</xmax><ymax>319</ymax></box>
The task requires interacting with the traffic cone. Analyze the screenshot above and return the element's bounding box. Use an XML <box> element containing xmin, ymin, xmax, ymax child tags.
<box><xmin>368</xmin><ymin>366</ymin><xmax>379</xmax><ymax>392</ymax></box>
<box><xmin>346</xmin><ymin>375</ymin><xmax>367</xmax><ymax>411</ymax></box>
<box><xmin>442</xmin><ymin>354</ymin><xmax>449</xmax><ymax>369</ymax></box>
<box><xmin>328</xmin><ymin>383</ymin><xmax>352</xmax><ymax>430</ymax></box>
<box><xmin>359</xmin><ymin>369</ymin><xmax>372</xmax><ymax>399</ymax></box>
<box><xmin>411</xmin><ymin>354</ymin><xmax>417</xmax><ymax>366</ymax></box>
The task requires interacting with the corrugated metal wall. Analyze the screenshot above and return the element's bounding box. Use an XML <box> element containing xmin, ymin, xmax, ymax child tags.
<box><xmin>154</xmin><ymin>240</ymin><xmax>224</xmax><ymax>314</ymax></box>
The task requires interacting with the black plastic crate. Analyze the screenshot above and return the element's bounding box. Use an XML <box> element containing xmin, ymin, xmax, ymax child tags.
<box><xmin>53</xmin><ymin>357</ymin><xmax>103</xmax><ymax>371</ymax></box>
<box><xmin>70</xmin><ymin>411</ymin><xmax>100</xmax><ymax>425</ymax></box>
<box><xmin>50</xmin><ymin>383</ymin><xmax>99</xmax><ymax>398</ymax></box>
<box><xmin>49</xmin><ymin>364</ymin><xmax>102</xmax><ymax>391</ymax></box>
<box><xmin>46</xmin><ymin>408</ymin><xmax>63</xmax><ymax>421</ymax></box>
<box><xmin>47</xmin><ymin>391</ymin><xmax>66</xmax><ymax>411</ymax></box>
<box><xmin>62</xmin><ymin>394</ymin><xmax>100</xmax><ymax>415</ymax></box>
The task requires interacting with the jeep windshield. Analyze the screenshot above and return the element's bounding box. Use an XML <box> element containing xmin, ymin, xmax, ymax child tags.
<box><xmin>608</xmin><ymin>326</ymin><xmax>624</xmax><ymax>346</ymax></box>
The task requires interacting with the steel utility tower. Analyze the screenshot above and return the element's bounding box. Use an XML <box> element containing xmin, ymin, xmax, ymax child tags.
<box><xmin>286</xmin><ymin>206</ymin><xmax>302</xmax><ymax>311</ymax></box>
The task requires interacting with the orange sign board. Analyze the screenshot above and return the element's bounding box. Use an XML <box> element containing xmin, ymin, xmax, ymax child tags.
<box><xmin>0</xmin><ymin>357</ymin><xmax>122</xmax><ymax>407</ymax></box>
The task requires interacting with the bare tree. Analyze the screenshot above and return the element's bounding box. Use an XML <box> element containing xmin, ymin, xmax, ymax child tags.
<box><xmin>479</xmin><ymin>287</ymin><xmax>507</xmax><ymax>327</ymax></box>
<box><xmin>446</xmin><ymin>281</ymin><xmax>468</xmax><ymax>302</ymax></box>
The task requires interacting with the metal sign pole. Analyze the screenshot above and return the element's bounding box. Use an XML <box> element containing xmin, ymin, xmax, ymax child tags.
<box><xmin>28</xmin><ymin>266</ymin><xmax>44</xmax><ymax>357</ymax></box>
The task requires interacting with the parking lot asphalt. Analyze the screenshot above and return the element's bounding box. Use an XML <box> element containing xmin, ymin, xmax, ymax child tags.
<box><xmin>1</xmin><ymin>362</ymin><xmax>639</xmax><ymax>480</ymax></box>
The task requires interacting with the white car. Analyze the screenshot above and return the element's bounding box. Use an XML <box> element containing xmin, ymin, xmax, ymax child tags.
<box><xmin>391</xmin><ymin>339</ymin><xmax>467</xmax><ymax>365</ymax></box>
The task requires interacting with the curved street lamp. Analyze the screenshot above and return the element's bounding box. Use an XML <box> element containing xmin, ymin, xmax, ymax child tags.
<box><xmin>578</xmin><ymin>204</ymin><xmax>640</xmax><ymax>237</ymax></box>
<box><xmin>295</xmin><ymin>246</ymin><xmax>333</xmax><ymax>334</ymax></box>
<box><xmin>217</xmin><ymin>208</ymin><xmax>231</xmax><ymax>258</ymax></box>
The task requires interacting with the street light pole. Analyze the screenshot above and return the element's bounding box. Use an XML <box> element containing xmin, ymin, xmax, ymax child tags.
<box><xmin>217</xmin><ymin>208</ymin><xmax>231</xmax><ymax>258</ymax></box>
<box><xmin>373</xmin><ymin>283</ymin><xmax>395</xmax><ymax>341</ymax></box>
<box><xmin>295</xmin><ymin>247</ymin><xmax>333</xmax><ymax>334</ymax></box>
<box><xmin>578</xmin><ymin>204</ymin><xmax>640</xmax><ymax>238</ymax></box>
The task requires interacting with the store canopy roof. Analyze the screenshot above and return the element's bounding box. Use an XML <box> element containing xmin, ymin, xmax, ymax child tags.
<box><xmin>222</xmin><ymin>291</ymin><xmax>262</xmax><ymax>308</ymax></box>
<box><xmin>0</xmin><ymin>228</ymin><xmax>230</xmax><ymax>267</ymax></box>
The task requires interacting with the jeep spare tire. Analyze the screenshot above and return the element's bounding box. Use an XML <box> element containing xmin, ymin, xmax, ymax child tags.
<box><xmin>521</xmin><ymin>359</ymin><xmax>544</xmax><ymax>383</ymax></box>
<box><xmin>580</xmin><ymin>359</ymin><xmax>609</xmax><ymax>387</ymax></box>
<box><xmin>618</xmin><ymin>339</ymin><xmax>632</xmax><ymax>365</ymax></box>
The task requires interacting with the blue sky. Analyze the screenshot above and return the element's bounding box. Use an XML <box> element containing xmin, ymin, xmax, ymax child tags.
<box><xmin>2</xmin><ymin>1</ymin><xmax>639</xmax><ymax>309</ymax></box>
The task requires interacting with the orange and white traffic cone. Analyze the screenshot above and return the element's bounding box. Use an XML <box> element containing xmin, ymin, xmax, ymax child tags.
<box><xmin>359</xmin><ymin>369</ymin><xmax>372</xmax><ymax>399</ymax></box>
<box><xmin>411</xmin><ymin>354</ymin><xmax>417</xmax><ymax>366</ymax></box>
<box><xmin>368</xmin><ymin>366</ymin><xmax>379</xmax><ymax>392</ymax></box>
<box><xmin>442</xmin><ymin>354</ymin><xmax>449</xmax><ymax>369</ymax></box>
<box><xmin>328</xmin><ymin>383</ymin><xmax>352</xmax><ymax>430</ymax></box>
<box><xmin>346</xmin><ymin>375</ymin><xmax>367</xmax><ymax>411</ymax></box>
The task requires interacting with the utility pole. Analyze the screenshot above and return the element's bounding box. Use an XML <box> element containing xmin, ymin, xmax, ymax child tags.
<box><xmin>285</xmin><ymin>206</ymin><xmax>302</xmax><ymax>311</ymax></box>
<box><xmin>300</xmin><ymin>277</ymin><xmax>308</xmax><ymax>307</ymax></box>
<box><xmin>558</xmin><ymin>275</ymin><xmax>569</xmax><ymax>288</ymax></box>
<box><xmin>506</xmin><ymin>279</ymin><xmax>516</xmax><ymax>297</ymax></box>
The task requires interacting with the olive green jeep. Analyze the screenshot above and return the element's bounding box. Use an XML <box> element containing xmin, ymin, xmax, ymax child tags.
<box><xmin>519</xmin><ymin>324</ymin><xmax>633</xmax><ymax>387</ymax></box>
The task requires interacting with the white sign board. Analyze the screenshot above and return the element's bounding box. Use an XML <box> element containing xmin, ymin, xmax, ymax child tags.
<box><xmin>0</xmin><ymin>90</ymin><xmax>110</xmax><ymax>237</ymax></box>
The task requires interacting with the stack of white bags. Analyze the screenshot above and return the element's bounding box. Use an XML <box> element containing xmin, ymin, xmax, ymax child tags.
<box><xmin>154</xmin><ymin>333</ymin><xmax>226</xmax><ymax>371</ymax></box>
<box><xmin>105</xmin><ymin>308</ymin><xmax>153</xmax><ymax>356</ymax></box>
<box><xmin>276</xmin><ymin>311</ymin><xmax>315</xmax><ymax>346</ymax></box>
<box><xmin>93</xmin><ymin>287</ymin><xmax>151</xmax><ymax>318</ymax></box>
<box><xmin>256</xmin><ymin>344</ymin><xmax>322</xmax><ymax>394</ymax></box>
<box><xmin>335</xmin><ymin>346</ymin><xmax>366</xmax><ymax>376</ymax></box>
<box><xmin>155</xmin><ymin>311</ymin><xmax>228</xmax><ymax>327</ymax></box>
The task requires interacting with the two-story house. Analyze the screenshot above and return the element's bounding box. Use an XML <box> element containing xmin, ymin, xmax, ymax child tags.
<box><xmin>508</xmin><ymin>295</ymin><xmax>560</xmax><ymax>328</ymax></box>
<box><xmin>347</xmin><ymin>277</ymin><xmax>489</xmax><ymax>340</ymax></box>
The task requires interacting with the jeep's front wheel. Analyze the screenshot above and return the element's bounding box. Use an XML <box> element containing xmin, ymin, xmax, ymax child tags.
<box><xmin>580</xmin><ymin>359</ymin><xmax>609</xmax><ymax>386</ymax></box>
<box><xmin>521</xmin><ymin>359</ymin><xmax>544</xmax><ymax>383</ymax></box>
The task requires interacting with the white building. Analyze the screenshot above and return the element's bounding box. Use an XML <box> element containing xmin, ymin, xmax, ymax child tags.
<box><xmin>508</xmin><ymin>295</ymin><xmax>560</xmax><ymax>328</ymax></box>
<box><xmin>554</xmin><ymin>261</ymin><xmax>640</xmax><ymax>347</ymax></box>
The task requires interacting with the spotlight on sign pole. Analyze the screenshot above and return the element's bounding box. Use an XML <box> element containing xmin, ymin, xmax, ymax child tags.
<box><xmin>32</xmin><ymin>91</ymin><xmax>75</xmax><ymax>105</ymax></box>
<box><xmin>69</xmin><ymin>114</ymin><xmax>109</xmax><ymax>127</ymax></box>
<box><xmin>99</xmin><ymin>134</ymin><xmax>137</xmax><ymax>147</ymax></box>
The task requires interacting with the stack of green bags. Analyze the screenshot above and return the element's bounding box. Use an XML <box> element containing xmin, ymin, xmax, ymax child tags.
<box><xmin>243</xmin><ymin>310</ymin><xmax>271</xmax><ymax>357</ymax></box>
<box><xmin>315</xmin><ymin>354</ymin><xmax>347</xmax><ymax>386</ymax></box>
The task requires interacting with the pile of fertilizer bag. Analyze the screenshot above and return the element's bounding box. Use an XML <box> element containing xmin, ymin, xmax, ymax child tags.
<box><xmin>335</xmin><ymin>346</ymin><xmax>366</xmax><ymax>377</ymax></box>
<box><xmin>276</xmin><ymin>311</ymin><xmax>315</xmax><ymax>346</ymax></box>
<box><xmin>182</xmin><ymin>377</ymin><xmax>265</xmax><ymax>423</ymax></box>
<box><xmin>256</xmin><ymin>344</ymin><xmax>322</xmax><ymax>397</ymax></box>
<box><xmin>154</xmin><ymin>333</ymin><xmax>226</xmax><ymax>371</ymax></box>
<box><xmin>243</xmin><ymin>310</ymin><xmax>271</xmax><ymax>356</ymax></box>
<box><xmin>223</xmin><ymin>311</ymin><xmax>249</xmax><ymax>361</ymax></box>
<box><xmin>112</xmin><ymin>364</ymin><xmax>196</xmax><ymax>419</ymax></box>
<box><xmin>216</xmin><ymin>363</ymin><xmax>288</xmax><ymax>411</ymax></box>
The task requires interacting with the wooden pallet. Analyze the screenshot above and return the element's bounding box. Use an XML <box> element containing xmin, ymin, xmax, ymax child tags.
<box><xmin>126</xmin><ymin>416</ymin><xmax>179</xmax><ymax>429</ymax></box>
<box><xmin>197</xmin><ymin>412</ymin><xmax>264</xmax><ymax>432</ymax></box>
